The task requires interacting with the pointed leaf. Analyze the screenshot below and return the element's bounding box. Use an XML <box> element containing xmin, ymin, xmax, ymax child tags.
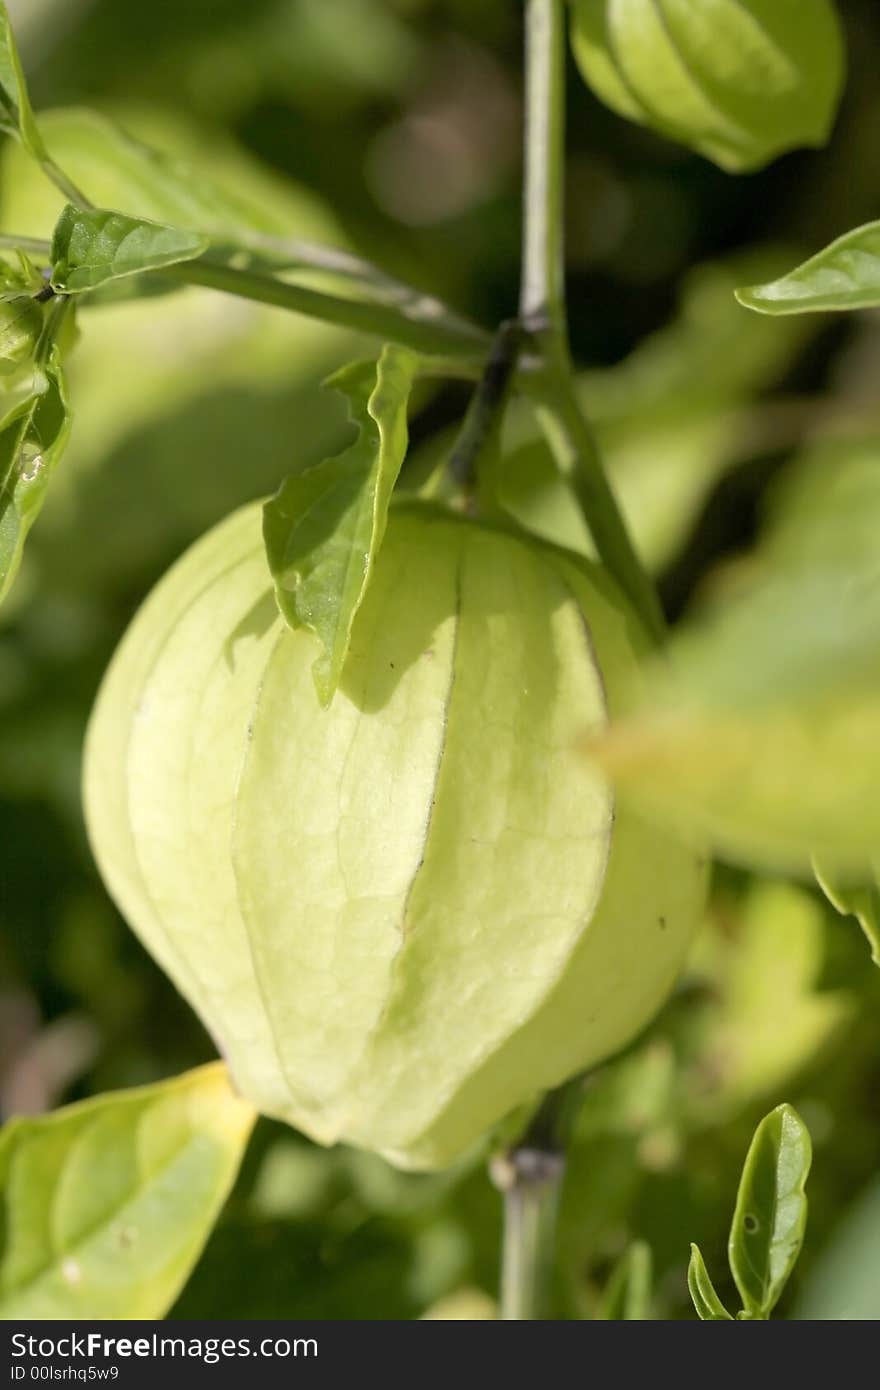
<box><xmin>0</xmin><ymin>348</ymin><xmax>71</xmax><ymax>605</ymax></box>
<box><xmin>597</xmin><ymin>1241</ymin><xmax>653</xmax><ymax>1319</ymax></box>
<box><xmin>687</xmin><ymin>1245</ymin><xmax>733</xmax><ymax>1320</ymax></box>
<box><xmin>263</xmin><ymin>343</ymin><xmax>421</xmax><ymax>705</ymax></box>
<box><xmin>0</xmin><ymin>1063</ymin><xmax>255</xmax><ymax>1319</ymax></box>
<box><xmin>728</xmin><ymin>1104</ymin><xmax>812</xmax><ymax>1319</ymax></box>
<box><xmin>0</xmin><ymin>295</ymin><xmax>42</xmax><ymax>375</ymax></box>
<box><xmin>814</xmin><ymin>857</ymin><xmax>880</xmax><ymax>967</ymax></box>
<box><xmin>737</xmin><ymin>223</ymin><xmax>880</xmax><ymax>315</ymax></box>
<box><xmin>0</xmin><ymin>1</ymin><xmax>46</xmax><ymax>159</ymax></box>
<box><xmin>50</xmin><ymin>204</ymin><xmax>209</xmax><ymax>293</ymax></box>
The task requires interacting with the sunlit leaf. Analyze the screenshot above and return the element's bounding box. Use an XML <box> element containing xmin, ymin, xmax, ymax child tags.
<box><xmin>728</xmin><ymin>1104</ymin><xmax>811</xmax><ymax>1319</ymax></box>
<box><xmin>1</xmin><ymin>105</ymin><xmax>341</xmax><ymax>245</ymax></box>
<box><xmin>0</xmin><ymin>348</ymin><xmax>70</xmax><ymax>605</ymax></box>
<box><xmin>0</xmin><ymin>295</ymin><xmax>42</xmax><ymax>375</ymax></box>
<box><xmin>0</xmin><ymin>104</ymin><xmax>353</xmax><ymax>598</ymax></box>
<box><xmin>814</xmin><ymin>858</ymin><xmax>880</xmax><ymax>967</ymax></box>
<box><xmin>588</xmin><ymin>437</ymin><xmax>880</xmax><ymax>875</ymax></box>
<box><xmin>50</xmin><ymin>204</ymin><xmax>208</xmax><ymax>294</ymax></box>
<box><xmin>597</xmin><ymin>1240</ymin><xmax>653</xmax><ymax>1319</ymax></box>
<box><xmin>687</xmin><ymin>1244</ymin><xmax>733</xmax><ymax>1320</ymax></box>
<box><xmin>737</xmin><ymin>222</ymin><xmax>880</xmax><ymax>314</ymax></box>
<box><xmin>702</xmin><ymin>881</ymin><xmax>850</xmax><ymax>1108</ymax></box>
<box><xmin>590</xmin><ymin>640</ymin><xmax>880</xmax><ymax>875</ymax></box>
<box><xmin>569</xmin><ymin>0</ymin><xmax>844</xmax><ymax>172</ymax></box>
<box><xmin>263</xmin><ymin>343</ymin><xmax>421</xmax><ymax>705</ymax></box>
<box><xmin>0</xmin><ymin>1063</ymin><xmax>255</xmax><ymax>1319</ymax></box>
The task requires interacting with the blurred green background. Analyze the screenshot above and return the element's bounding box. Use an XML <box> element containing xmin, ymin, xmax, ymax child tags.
<box><xmin>2</xmin><ymin>0</ymin><xmax>880</xmax><ymax>1319</ymax></box>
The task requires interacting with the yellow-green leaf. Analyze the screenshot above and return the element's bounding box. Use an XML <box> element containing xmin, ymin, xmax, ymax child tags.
<box><xmin>263</xmin><ymin>344</ymin><xmax>421</xmax><ymax>705</ymax></box>
<box><xmin>0</xmin><ymin>1063</ymin><xmax>255</xmax><ymax>1319</ymax></box>
<box><xmin>704</xmin><ymin>881</ymin><xmax>850</xmax><ymax>1108</ymax></box>
<box><xmin>737</xmin><ymin>222</ymin><xmax>880</xmax><ymax>315</ymax></box>
<box><xmin>0</xmin><ymin>0</ymin><xmax>45</xmax><ymax>160</ymax></box>
<box><xmin>814</xmin><ymin>857</ymin><xmax>880</xmax><ymax>967</ymax></box>
<box><xmin>728</xmin><ymin>1104</ymin><xmax>812</xmax><ymax>1318</ymax></box>
<box><xmin>588</xmin><ymin>437</ymin><xmax>880</xmax><ymax>876</ymax></box>
<box><xmin>51</xmin><ymin>205</ymin><xmax>209</xmax><ymax>294</ymax></box>
<box><xmin>0</xmin><ymin>348</ymin><xmax>71</xmax><ymax>605</ymax></box>
<box><xmin>687</xmin><ymin>1244</ymin><xmax>733</xmax><ymax>1320</ymax></box>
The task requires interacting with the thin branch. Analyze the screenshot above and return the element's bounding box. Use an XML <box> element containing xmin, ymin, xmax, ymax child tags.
<box><xmin>519</xmin><ymin>0</ymin><xmax>664</xmax><ymax>642</ymax></box>
<box><xmin>157</xmin><ymin>259</ymin><xmax>490</xmax><ymax>367</ymax></box>
<box><xmin>492</xmin><ymin>1147</ymin><xmax>565</xmax><ymax>1320</ymax></box>
<box><xmin>490</xmin><ymin>1076</ymin><xmax>587</xmax><ymax>1320</ymax></box>
<box><xmin>520</xmin><ymin>0</ymin><xmax>567</xmax><ymax>341</ymax></box>
<box><xmin>0</xmin><ymin>234</ymin><xmax>52</xmax><ymax>257</ymax></box>
<box><xmin>0</xmin><ymin>230</ymin><xmax>490</xmax><ymax>367</ymax></box>
<box><xmin>448</xmin><ymin>319</ymin><xmax>524</xmax><ymax>496</ymax></box>
<box><xmin>34</xmin><ymin>293</ymin><xmax>72</xmax><ymax>367</ymax></box>
<box><xmin>217</xmin><ymin>233</ymin><xmax>487</xmax><ymax>338</ymax></box>
<box><xmin>39</xmin><ymin>156</ymin><xmax>93</xmax><ymax>212</ymax></box>
<box><xmin>532</xmin><ymin>371</ymin><xmax>666</xmax><ymax>642</ymax></box>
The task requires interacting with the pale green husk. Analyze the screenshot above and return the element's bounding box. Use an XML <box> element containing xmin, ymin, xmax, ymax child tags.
<box><xmin>84</xmin><ymin>503</ymin><xmax>706</xmax><ymax>1169</ymax></box>
<box><xmin>570</xmin><ymin>0</ymin><xmax>844</xmax><ymax>172</ymax></box>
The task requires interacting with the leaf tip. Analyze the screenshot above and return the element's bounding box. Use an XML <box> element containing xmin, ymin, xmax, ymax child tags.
<box><xmin>190</xmin><ymin>1061</ymin><xmax>257</xmax><ymax>1144</ymax></box>
<box><xmin>734</xmin><ymin>285</ymin><xmax>768</xmax><ymax>313</ymax></box>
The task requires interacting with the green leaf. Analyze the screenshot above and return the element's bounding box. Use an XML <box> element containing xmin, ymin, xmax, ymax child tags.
<box><xmin>707</xmin><ymin>881</ymin><xmax>850</xmax><ymax>1108</ymax></box>
<box><xmin>0</xmin><ymin>295</ymin><xmax>42</xmax><ymax>375</ymax></box>
<box><xmin>50</xmin><ymin>204</ymin><xmax>209</xmax><ymax>294</ymax></box>
<box><xmin>569</xmin><ymin>0</ymin><xmax>844</xmax><ymax>172</ymax></box>
<box><xmin>597</xmin><ymin>1240</ymin><xmax>653</xmax><ymax>1319</ymax></box>
<box><xmin>0</xmin><ymin>349</ymin><xmax>71</xmax><ymax>605</ymax></box>
<box><xmin>2</xmin><ymin>105</ymin><xmax>341</xmax><ymax>245</ymax></box>
<box><xmin>263</xmin><ymin>343</ymin><xmax>421</xmax><ymax>705</ymax></box>
<box><xmin>589</xmin><ymin>436</ymin><xmax>880</xmax><ymax>875</ymax></box>
<box><xmin>814</xmin><ymin>858</ymin><xmax>880</xmax><ymax>967</ymax></box>
<box><xmin>737</xmin><ymin>222</ymin><xmax>880</xmax><ymax>315</ymax></box>
<box><xmin>0</xmin><ymin>1</ymin><xmax>46</xmax><ymax>159</ymax></box>
<box><xmin>590</xmin><ymin>609</ymin><xmax>880</xmax><ymax>874</ymax></box>
<box><xmin>728</xmin><ymin>1104</ymin><xmax>812</xmax><ymax>1319</ymax></box>
<box><xmin>0</xmin><ymin>1063</ymin><xmax>255</xmax><ymax>1319</ymax></box>
<box><xmin>687</xmin><ymin>1245</ymin><xmax>733</xmax><ymax>1320</ymax></box>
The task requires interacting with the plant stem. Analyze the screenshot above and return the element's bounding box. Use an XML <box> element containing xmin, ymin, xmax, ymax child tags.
<box><xmin>35</xmin><ymin>293</ymin><xmax>71</xmax><ymax>367</ymax></box>
<box><xmin>163</xmin><ymin>259</ymin><xmax>490</xmax><ymax>368</ymax></box>
<box><xmin>493</xmin><ymin>1148</ymin><xmax>565</xmax><ymax>1320</ymax></box>
<box><xmin>39</xmin><ymin>156</ymin><xmax>93</xmax><ymax>211</ymax></box>
<box><xmin>519</xmin><ymin>0</ymin><xmax>664</xmax><ymax>643</ymax></box>
<box><xmin>490</xmin><ymin>1077</ymin><xmax>585</xmax><ymax>1320</ymax></box>
<box><xmin>0</xmin><ymin>233</ymin><xmax>490</xmax><ymax>370</ymax></box>
<box><xmin>0</xmin><ymin>234</ymin><xmax>52</xmax><ymax>257</ymax></box>
<box><xmin>219</xmin><ymin>233</ymin><xmax>487</xmax><ymax>333</ymax></box>
<box><xmin>533</xmin><ymin>372</ymin><xmax>666</xmax><ymax>642</ymax></box>
<box><xmin>520</xmin><ymin>0</ymin><xmax>567</xmax><ymax>344</ymax></box>
<box><xmin>448</xmin><ymin>319</ymin><xmax>524</xmax><ymax>500</ymax></box>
